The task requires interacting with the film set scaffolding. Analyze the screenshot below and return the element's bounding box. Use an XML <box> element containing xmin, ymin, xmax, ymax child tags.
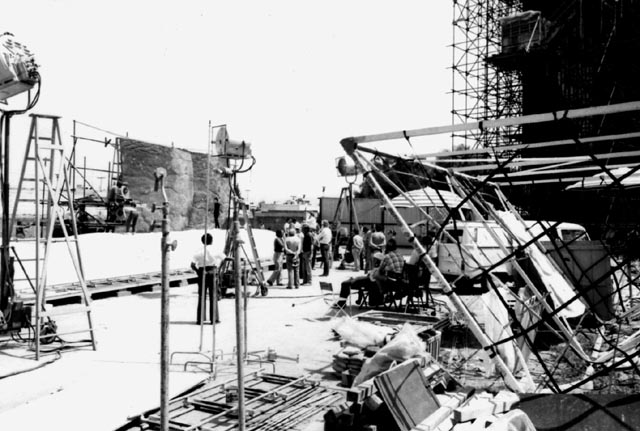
<box><xmin>65</xmin><ymin>121</ymin><xmax>141</xmax><ymax>234</ymax></box>
<box><xmin>0</xmin><ymin>34</ymin><xmax>96</xmax><ymax>360</ymax></box>
<box><xmin>340</xmin><ymin>100</ymin><xmax>640</xmax><ymax>393</ymax></box>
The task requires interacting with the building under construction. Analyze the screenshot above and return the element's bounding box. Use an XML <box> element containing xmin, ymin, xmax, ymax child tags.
<box><xmin>451</xmin><ymin>0</ymin><xmax>640</xmax><ymax>243</ymax></box>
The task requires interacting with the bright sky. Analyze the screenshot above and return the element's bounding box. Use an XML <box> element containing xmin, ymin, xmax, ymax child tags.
<box><xmin>5</xmin><ymin>1</ymin><xmax>453</xmax><ymax>204</ymax></box>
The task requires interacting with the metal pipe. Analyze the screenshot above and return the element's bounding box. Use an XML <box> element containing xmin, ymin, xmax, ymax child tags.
<box><xmin>345</xmin><ymin>100</ymin><xmax>640</xmax><ymax>145</ymax></box>
<box><xmin>0</xmin><ymin>114</ymin><xmax>7</xmax><ymax>324</ymax></box>
<box><xmin>200</xmin><ymin>121</ymin><xmax>212</xmax><ymax>351</ymax></box>
<box><xmin>1</xmin><ymin>114</ymin><xmax>10</xmax><ymax>311</ymax></box>
<box><xmin>33</xmin><ymin>117</ymin><xmax>41</xmax><ymax>360</ymax></box>
<box><xmin>160</xmin><ymin>182</ymin><xmax>170</xmax><ymax>431</ymax></box>
<box><xmin>212</xmin><ymin>264</ymin><xmax>217</xmax><ymax>367</ymax></box>
<box><xmin>243</xmin><ymin>262</ymin><xmax>248</xmax><ymax>359</ymax></box>
<box><xmin>233</xmin><ymin>186</ymin><xmax>246</xmax><ymax>430</ymax></box>
<box><xmin>83</xmin><ymin>156</ymin><xmax>86</xmax><ymax>198</ymax></box>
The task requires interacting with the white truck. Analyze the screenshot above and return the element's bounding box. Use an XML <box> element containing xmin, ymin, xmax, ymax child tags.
<box><xmin>435</xmin><ymin>219</ymin><xmax>613</xmax><ymax>320</ymax></box>
<box><xmin>437</xmin><ymin>220</ymin><xmax>590</xmax><ymax>280</ymax></box>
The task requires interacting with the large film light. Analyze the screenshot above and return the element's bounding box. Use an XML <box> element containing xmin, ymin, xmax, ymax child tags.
<box><xmin>0</xmin><ymin>33</ymin><xmax>39</xmax><ymax>102</ymax></box>
<box><xmin>214</xmin><ymin>127</ymin><xmax>252</xmax><ymax>159</ymax></box>
<box><xmin>335</xmin><ymin>156</ymin><xmax>360</xmax><ymax>177</ymax></box>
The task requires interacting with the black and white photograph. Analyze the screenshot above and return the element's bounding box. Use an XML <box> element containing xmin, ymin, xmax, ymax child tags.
<box><xmin>1</xmin><ymin>2</ymin><xmax>640</xmax><ymax>430</ymax></box>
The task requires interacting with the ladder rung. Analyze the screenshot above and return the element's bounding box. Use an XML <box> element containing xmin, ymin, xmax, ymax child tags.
<box><xmin>41</xmin><ymin>305</ymin><xmax>91</xmax><ymax>318</ymax></box>
<box><xmin>30</xmin><ymin>113</ymin><xmax>61</xmax><ymax>120</ymax></box>
<box><xmin>37</xmin><ymin>136</ymin><xmax>53</xmax><ymax>141</ymax></box>
<box><xmin>50</xmin><ymin>238</ymin><xmax>78</xmax><ymax>243</ymax></box>
<box><xmin>37</xmin><ymin>144</ymin><xmax>63</xmax><ymax>151</ymax></box>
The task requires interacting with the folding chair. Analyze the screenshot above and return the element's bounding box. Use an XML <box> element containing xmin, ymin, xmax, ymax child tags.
<box><xmin>402</xmin><ymin>263</ymin><xmax>426</xmax><ymax>313</ymax></box>
<box><xmin>381</xmin><ymin>274</ymin><xmax>403</xmax><ymax>311</ymax></box>
<box><xmin>320</xmin><ymin>281</ymin><xmax>350</xmax><ymax>317</ymax></box>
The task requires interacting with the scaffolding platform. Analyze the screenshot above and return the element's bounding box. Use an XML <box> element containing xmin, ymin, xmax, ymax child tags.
<box><xmin>15</xmin><ymin>269</ymin><xmax>198</xmax><ymax>306</ymax></box>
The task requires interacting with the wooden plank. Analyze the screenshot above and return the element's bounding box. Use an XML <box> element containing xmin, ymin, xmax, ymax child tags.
<box><xmin>17</xmin><ymin>269</ymin><xmax>198</xmax><ymax>305</ymax></box>
<box><xmin>374</xmin><ymin>360</ymin><xmax>441</xmax><ymax>431</ymax></box>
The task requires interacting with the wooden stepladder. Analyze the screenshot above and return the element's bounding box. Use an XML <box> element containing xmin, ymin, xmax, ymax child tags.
<box><xmin>11</xmin><ymin>114</ymin><xmax>96</xmax><ymax>359</ymax></box>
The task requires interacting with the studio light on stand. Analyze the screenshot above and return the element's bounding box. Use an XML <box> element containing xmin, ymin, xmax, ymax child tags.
<box><xmin>154</xmin><ymin>167</ymin><xmax>179</xmax><ymax>431</ymax></box>
<box><xmin>215</xmin><ymin>126</ymin><xmax>255</xmax><ymax>431</ymax></box>
<box><xmin>335</xmin><ymin>155</ymin><xmax>360</xmax><ymax>178</ymax></box>
<box><xmin>0</xmin><ymin>32</ymin><xmax>40</xmax><ymax>334</ymax></box>
<box><xmin>335</xmin><ymin>156</ymin><xmax>361</xmax><ymax>237</ymax></box>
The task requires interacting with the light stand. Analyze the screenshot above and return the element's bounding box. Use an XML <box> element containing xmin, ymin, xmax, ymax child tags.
<box><xmin>218</xmin><ymin>126</ymin><xmax>258</xmax><ymax>431</ymax></box>
<box><xmin>171</xmin><ymin>123</ymin><xmax>226</xmax><ymax>374</ymax></box>
<box><xmin>154</xmin><ymin>167</ymin><xmax>178</xmax><ymax>431</ymax></box>
<box><xmin>230</xmin><ymin>173</ymin><xmax>246</xmax><ymax>430</ymax></box>
<box><xmin>0</xmin><ymin>33</ymin><xmax>40</xmax><ymax>331</ymax></box>
<box><xmin>0</xmin><ymin>113</ymin><xmax>13</xmax><ymax>317</ymax></box>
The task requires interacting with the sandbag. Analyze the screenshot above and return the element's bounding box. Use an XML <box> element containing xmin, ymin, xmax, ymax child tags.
<box><xmin>331</xmin><ymin>316</ymin><xmax>394</xmax><ymax>349</ymax></box>
<box><xmin>353</xmin><ymin>323</ymin><xmax>427</xmax><ymax>386</ymax></box>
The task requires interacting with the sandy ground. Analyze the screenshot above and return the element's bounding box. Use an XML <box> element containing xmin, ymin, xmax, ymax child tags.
<box><xmin>12</xmin><ymin>228</ymin><xmax>275</xmax><ymax>294</ymax></box>
<box><xmin>0</xmin><ymin>259</ymin><xmax>359</xmax><ymax>431</ymax></box>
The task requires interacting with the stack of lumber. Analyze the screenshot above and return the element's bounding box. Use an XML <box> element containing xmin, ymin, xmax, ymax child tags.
<box><xmin>413</xmin><ymin>390</ymin><xmax>534</xmax><ymax>431</ymax></box>
<box><xmin>332</xmin><ymin>346</ymin><xmax>373</xmax><ymax>386</ymax></box>
<box><xmin>330</xmin><ymin>356</ymin><xmax>533</xmax><ymax>431</ymax></box>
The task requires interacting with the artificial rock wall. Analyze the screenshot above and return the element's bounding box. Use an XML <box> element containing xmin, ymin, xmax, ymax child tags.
<box><xmin>119</xmin><ymin>139</ymin><xmax>229</xmax><ymax>232</ymax></box>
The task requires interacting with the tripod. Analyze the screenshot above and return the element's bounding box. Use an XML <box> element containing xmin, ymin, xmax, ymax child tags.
<box><xmin>220</xmin><ymin>181</ymin><xmax>268</xmax><ymax>297</ymax></box>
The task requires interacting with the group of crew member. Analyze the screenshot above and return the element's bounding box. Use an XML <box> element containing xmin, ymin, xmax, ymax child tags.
<box><xmin>333</xmin><ymin>227</ymin><xmax>439</xmax><ymax>308</ymax></box>
<box><xmin>188</xmin><ymin>217</ymin><xmax>439</xmax><ymax>323</ymax></box>
<box><xmin>266</xmin><ymin>218</ymin><xmax>333</xmax><ymax>289</ymax></box>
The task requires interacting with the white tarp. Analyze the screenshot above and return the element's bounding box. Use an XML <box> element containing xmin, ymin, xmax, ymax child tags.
<box><xmin>388</xmin><ymin>186</ymin><xmax>470</xmax><ymax>209</ymax></box>
<box><xmin>495</xmin><ymin>211</ymin><xmax>586</xmax><ymax>318</ymax></box>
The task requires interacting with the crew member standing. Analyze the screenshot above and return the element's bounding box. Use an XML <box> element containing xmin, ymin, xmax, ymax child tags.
<box><xmin>284</xmin><ymin>228</ymin><xmax>301</xmax><ymax>289</ymax></box>
<box><xmin>106</xmin><ymin>178</ymin><xmax>138</xmax><ymax>233</ymax></box>
<box><xmin>300</xmin><ymin>224</ymin><xmax>314</xmax><ymax>285</ymax></box>
<box><xmin>351</xmin><ymin>228</ymin><xmax>364</xmax><ymax>272</ymax></box>
<box><xmin>191</xmin><ymin>232</ymin><xmax>225</xmax><ymax>324</ymax></box>
<box><xmin>267</xmin><ymin>229</ymin><xmax>285</xmax><ymax>286</ymax></box>
<box><xmin>317</xmin><ymin>219</ymin><xmax>333</xmax><ymax>277</ymax></box>
<box><xmin>213</xmin><ymin>197</ymin><xmax>221</xmax><ymax>229</ymax></box>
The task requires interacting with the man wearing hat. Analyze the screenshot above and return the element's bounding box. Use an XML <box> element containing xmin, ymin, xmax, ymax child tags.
<box><xmin>333</xmin><ymin>250</ymin><xmax>385</xmax><ymax>308</ymax></box>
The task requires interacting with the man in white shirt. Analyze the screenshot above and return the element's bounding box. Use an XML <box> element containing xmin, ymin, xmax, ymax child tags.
<box><xmin>284</xmin><ymin>229</ymin><xmax>301</xmax><ymax>288</ymax></box>
<box><xmin>351</xmin><ymin>228</ymin><xmax>364</xmax><ymax>271</ymax></box>
<box><xmin>317</xmin><ymin>219</ymin><xmax>333</xmax><ymax>276</ymax></box>
<box><xmin>191</xmin><ymin>232</ymin><xmax>225</xmax><ymax>324</ymax></box>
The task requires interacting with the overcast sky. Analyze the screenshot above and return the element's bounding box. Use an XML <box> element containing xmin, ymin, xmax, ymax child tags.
<box><xmin>5</xmin><ymin>1</ymin><xmax>453</xmax><ymax>203</ymax></box>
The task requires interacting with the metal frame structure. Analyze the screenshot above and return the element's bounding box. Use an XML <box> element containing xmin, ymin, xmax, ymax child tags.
<box><xmin>451</xmin><ymin>0</ymin><xmax>523</xmax><ymax>150</ymax></box>
<box><xmin>69</xmin><ymin>120</ymin><xmax>123</xmax><ymax>201</ymax></box>
<box><xmin>341</xmin><ymin>101</ymin><xmax>640</xmax><ymax>393</ymax></box>
<box><xmin>130</xmin><ymin>371</ymin><xmax>341</xmax><ymax>431</ymax></box>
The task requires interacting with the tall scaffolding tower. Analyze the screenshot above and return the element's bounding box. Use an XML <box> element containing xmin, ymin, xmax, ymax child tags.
<box><xmin>451</xmin><ymin>0</ymin><xmax>523</xmax><ymax>150</ymax></box>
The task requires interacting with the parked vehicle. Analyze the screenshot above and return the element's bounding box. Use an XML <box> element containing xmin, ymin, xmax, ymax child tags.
<box><xmin>435</xmin><ymin>219</ymin><xmax>613</xmax><ymax>319</ymax></box>
<box><xmin>436</xmin><ymin>220</ymin><xmax>590</xmax><ymax>281</ymax></box>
